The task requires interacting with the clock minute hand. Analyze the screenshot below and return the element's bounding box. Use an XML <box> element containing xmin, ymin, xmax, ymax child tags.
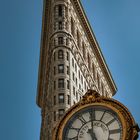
<box><xmin>91</xmin><ymin>120</ymin><xmax>97</xmax><ymax>140</ymax></box>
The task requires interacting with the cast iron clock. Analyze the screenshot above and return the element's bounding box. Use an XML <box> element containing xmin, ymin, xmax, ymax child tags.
<box><xmin>53</xmin><ymin>90</ymin><xmax>139</xmax><ymax>140</ymax></box>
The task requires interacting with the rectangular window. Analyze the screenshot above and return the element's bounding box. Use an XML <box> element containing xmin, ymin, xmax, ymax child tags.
<box><xmin>81</xmin><ymin>75</ymin><xmax>83</xmax><ymax>84</ymax></box>
<box><xmin>58</xmin><ymin>50</ymin><xmax>64</xmax><ymax>59</ymax></box>
<box><xmin>54</xmin><ymin>67</ymin><xmax>56</xmax><ymax>75</ymax></box>
<box><xmin>58</xmin><ymin>79</ymin><xmax>64</xmax><ymax>88</ymax></box>
<box><xmin>54</xmin><ymin>52</ymin><xmax>56</xmax><ymax>61</ymax></box>
<box><xmin>97</xmin><ymin>73</ymin><xmax>100</xmax><ymax>90</ymax></box>
<box><xmin>101</xmin><ymin>83</ymin><xmax>104</xmax><ymax>96</ymax></box>
<box><xmin>73</xmin><ymin>86</ymin><xmax>75</xmax><ymax>95</ymax></box>
<box><xmin>54</xmin><ymin>111</ymin><xmax>56</xmax><ymax>121</ymax></box>
<box><xmin>72</xmin><ymin>72</ymin><xmax>75</xmax><ymax>81</ymax></box>
<box><xmin>72</xmin><ymin>58</ymin><xmax>74</xmax><ymax>67</ymax></box>
<box><xmin>58</xmin><ymin>21</ymin><xmax>62</xmax><ymax>30</ymax></box>
<box><xmin>58</xmin><ymin>37</ymin><xmax>63</xmax><ymax>45</ymax></box>
<box><xmin>67</xmin><ymin>80</ymin><xmax>70</xmax><ymax>89</ymax></box>
<box><xmin>76</xmin><ymin>92</ymin><xmax>78</xmax><ymax>100</ymax></box>
<box><xmin>54</xmin><ymin>81</ymin><xmax>56</xmax><ymax>89</ymax></box>
<box><xmin>59</xmin><ymin>93</ymin><xmax>64</xmax><ymax>104</ymax></box>
<box><xmin>76</xmin><ymin>78</ymin><xmax>77</xmax><ymax>86</ymax></box>
<box><xmin>58</xmin><ymin>109</ymin><xmax>65</xmax><ymax>118</ymax></box>
<box><xmin>58</xmin><ymin>64</ymin><xmax>64</xmax><ymax>73</ymax></box>
<box><xmin>66</xmin><ymin>52</ymin><xmax>69</xmax><ymax>61</ymax></box>
<box><xmin>75</xmin><ymin>64</ymin><xmax>77</xmax><ymax>73</ymax></box>
<box><xmin>79</xmin><ymin>70</ymin><xmax>80</xmax><ymax>79</ymax></box>
<box><xmin>84</xmin><ymin>82</ymin><xmax>86</xmax><ymax>90</ymax></box>
<box><xmin>54</xmin><ymin>96</ymin><xmax>56</xmax><ymax>105</ymax></box>
<box><xmin>67</xmin><ymin>66</ymin><xmax>69</xmax><ymax>75</ymax></box>
<box><xmin>71</xmin><ymin>18</ymin><xmax>75</xmax><ymax>36</ymax></box>
<box><xmin>67</xmin><ymin>95</ymin><xmax>70</xmax><ymax>105</ymax></box>
<box><xmin>79</xmin><ymin>84</ymin><xmax>81</xmax><ymax>90</ymax></box>
<box><xmin>58</xmin><ymin>5</ymin><xmax>63</xmax><ymax>17</ymax></box>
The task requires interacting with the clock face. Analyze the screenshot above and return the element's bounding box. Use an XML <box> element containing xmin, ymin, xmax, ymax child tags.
<box><xmin>63</xmin><ymin>106</ymin><xmax>123</xmax><ymax>140</ymax></box>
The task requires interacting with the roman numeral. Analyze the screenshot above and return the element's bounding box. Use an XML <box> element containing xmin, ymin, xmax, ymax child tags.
<box><xmin>89</xmin><ymin>109</ymin><xmax>95</xmax><ymax>121</ymax></box>
<box><xmin>68</xmin><ymin>136</ymin><xmax>78</xmax><ymax>140</ymax></box>
<box><xmin>70</xmin><ymin>126</ymin><xmax>80</xmax><ymax>132</ymax></box>
<box><xmin>106</xmin><ymin>118</ymin><xmax>116</xmax><ymax>126</ymax></box>
<box><xmin>100</xmin><ymin>111</ymin><xmax>106</xmax><ymax>121</ymax></box>
<box><xmin>77</xmin><ymin>114</ymin><xmax>87</xmax><ymax>125</ymax></box>
<box><xmin>109</xmin><ymin>129</ymin><xmax>121</xmax><ymax>134</ymax></box>
<box><xmin>108</xmin><ymin>138</ymin><xmax>114</xmax><ymax>140</ymax></box>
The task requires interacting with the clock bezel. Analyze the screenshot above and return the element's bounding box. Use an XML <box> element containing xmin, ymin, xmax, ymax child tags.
<box><xmin>62</xmin><ymin>105</ymin><xmax>123</xmax><ymax>140</ymax></box>
<box><xmin>58</xmin><ymin>103</ymin><xmax>126</xmax><ymax>140</ymax></box>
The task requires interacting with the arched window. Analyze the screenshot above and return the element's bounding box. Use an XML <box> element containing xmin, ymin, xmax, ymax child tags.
<box><xmin>58</xmin><ymin>50</ymin><xmax>64</xmax><ymax>59</ymax></box>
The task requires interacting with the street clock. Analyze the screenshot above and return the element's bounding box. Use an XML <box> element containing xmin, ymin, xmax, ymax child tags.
<box><xmin>53</xmin><ymin>90</ymin><xmax>139</xmax><ymax>140</ymax></box>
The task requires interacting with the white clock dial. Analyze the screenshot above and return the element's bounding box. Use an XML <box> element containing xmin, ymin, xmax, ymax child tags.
<box><xmin>63</xmin><ymin>106</ymin><xmax>123</xmax><ymax>140</ymax></box>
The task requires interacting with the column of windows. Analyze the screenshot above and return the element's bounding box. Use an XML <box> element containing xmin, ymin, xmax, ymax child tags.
<box><xmin>53</xmin><ymin>49</ymin><xmax>70</xmax><ymax>122</ymax></box>
<box><xmin>54</xmin><ymin>4</ymin><xmax>66</xmax><ymax>31</ymax></box>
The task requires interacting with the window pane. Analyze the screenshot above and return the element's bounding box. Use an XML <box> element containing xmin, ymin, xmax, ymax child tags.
<box><xmin>67</xmin><ymin>95</ymin><xmax>70</xmax><ymax>105</ymax></box>
<box><xmin>58</xmin><ymin>37</ymin><xmax>63</xmax><ymax>45</ymax></box>
<box><xmin>58</xmin><ymin>109</ymin><xmax>65</xmax><ymax>118</ymax></box>
<box><xmin>59</xmin><ymin>93</ymin><xmax>64</xmax><ymax>103</ymax></box>
<box><xmin>67</xmin><ymin>80</ymin><xmax>69</xmax><ymax>89</ymax></box>
<box><xmin>58</xmin><ymin>64</ymin><xmax>64</xmax><ymax>73</ymax></box>
<box><xmin>54</xmin><ymin>111</ymin><xmax>56</xmax><ymax>121</ymax></box>
<box><xmin>58</xmin><ymin>79</ymin><xmax>64</xmax><ymax>88</ymax></box>
<box><xmin>58</xmin><ymin>50</ymin><xmax>64</xmax><ymax>59</ymax></box>
<box><xmin>58</xmin><ymin>21</ymin><xmax>62</xmax><ymax>30</ymax></box>
<box><xmin>58</xmin><ymin>5</ymin><xmax>62</xmax><ymax>17</ymax></box>
<box><xmin>54</xmin><ymin>96</ymin><xmax>56</xmax><ymax>105</ymax></box>
<box><xmin>67</xmin><ymin>66</ymin><xmax>69</xmax><ymax>75</ymax></box>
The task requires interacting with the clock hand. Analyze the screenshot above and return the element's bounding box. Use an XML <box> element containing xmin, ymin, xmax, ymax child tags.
<box><xmin>87</xmin><ymin>129</ymin><xmax>97</xmax><ymax>140</ymax></box>
<box><xmin>91</xmin><ymin>120</ymin><xmax>97</xmax><ymax>140</ymax></box>
<box><xmin>87</xmin><ymin>121</ymin><xmax>97</xmax><ymax>140</ymax></box>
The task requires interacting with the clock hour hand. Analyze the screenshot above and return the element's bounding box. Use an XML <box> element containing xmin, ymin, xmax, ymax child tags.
<box><xmin>87</xmin><ymin>128</ymin><xmax>97</xmax><ymax>140</ymax></box>
<box><xmin>88</xmin><ymin>120</ymin><xmax>97</xmax><ymax>140</ymax></box>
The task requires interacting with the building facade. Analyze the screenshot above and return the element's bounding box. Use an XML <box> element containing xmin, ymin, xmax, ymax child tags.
<box><xmin>36</xmin><ymin>0</ymin><xmax>117</xmax><ymax>139</ymax></box>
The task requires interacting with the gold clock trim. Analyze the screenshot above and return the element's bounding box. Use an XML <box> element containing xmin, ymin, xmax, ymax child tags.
<box><xmin>53</xmin><ymin>90</ymin><xmax>139</xmax><ymax>140</ymax></box>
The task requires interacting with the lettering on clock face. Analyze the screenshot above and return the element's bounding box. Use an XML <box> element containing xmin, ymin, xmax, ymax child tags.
<box><xmin>63</xmin><ymin>106</ymin><xmax>123</xmax><ymax>140</ymax></box>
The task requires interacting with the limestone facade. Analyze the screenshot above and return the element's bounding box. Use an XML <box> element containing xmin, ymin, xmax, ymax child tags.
<box><xmin>37</xmin><ymin>0</ymin><xmax>117</xmax><ymax>139</ymax></box>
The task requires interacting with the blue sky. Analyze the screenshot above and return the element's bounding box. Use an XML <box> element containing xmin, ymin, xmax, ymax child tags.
<box><xmin>0</xmin><ymin>0</ymin><xmax>140</xmax><ymax>140</ymax></box>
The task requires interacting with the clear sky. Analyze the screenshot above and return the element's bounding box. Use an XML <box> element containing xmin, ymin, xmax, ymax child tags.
<box><xmin>0</xmin><ymin>0</ymin><xmax>140</xmax><ymax>140</ymax></box>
